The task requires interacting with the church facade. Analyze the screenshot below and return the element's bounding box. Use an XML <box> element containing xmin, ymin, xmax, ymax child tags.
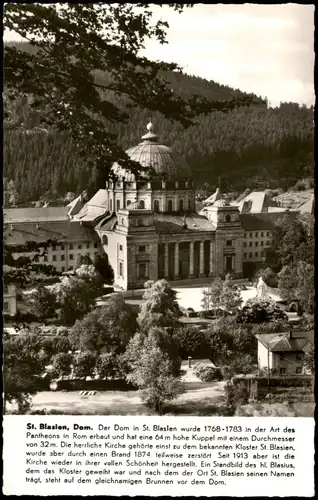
<box><xmin>91</xmin><ymin>123</ymin><xmax>245</xmax><ymax>290</ymax></box>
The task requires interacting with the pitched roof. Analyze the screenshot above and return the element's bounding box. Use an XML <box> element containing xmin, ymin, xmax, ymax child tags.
<box><xmin>67</xmin><ymin>195</ymin><xmax>86</xmax><ymax>217</ymax></box>
<box><xmin>236</xmin><ymin>191</ymin><xmax>278</xmax><ymax>213</ymax></box>
<box><xmin>4</xmin><ymin>207</ymin><xmax>69</xmax><ymax>223</ymax></box>
<box><xmin>94</xmin><ymin>214</ymin><xmax>118</xmax><ymax>231</ymax></box>
<box><xmin>299</xmin><ymin>194</ymin><xmax>314</xmax><ymax>214</ymax></box>
<box><xmin>75</xmin><ymin>190</ymin><xmax>108</xmax><ymax>221</ymax></box>
<box><xmin>203</xmin><ymin>188</ymin><xmax>221</xmax><ymax>206</ymax></box>
<box><xmin>4</xmin><ymin>221</ymin><xmax>99</xmax><ymax>246</ymax></box>
<box><xmin>154</xmin><ymin>212</ymin><xmax>216</xmax><ymax>233</ymax></box>
<box><xmin>85</xmin><ymin>189</ymin><xmax>108</xmax><ymax>208</ymax></box>
<box><xmin>256</xmin><ymin>331</ymin><xmax>314</xmax><ymax>352</ymax></box>
<box><xmin>240</xmin><ymin>211</ymin><xmax>299</xmax><ymax>231</ymax></box>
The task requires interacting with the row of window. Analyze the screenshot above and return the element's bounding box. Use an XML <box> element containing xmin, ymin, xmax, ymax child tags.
<box><xmin>244</xmin><ymin>251</ymin><xmax>264</xmax><ymax>259</ymax></box>
<box><xmin>279</xmin><ymin>367</ymin><xmax>303</xmax><ymax>375</ymax></box>
<box><xmin>244</xmin><ymin>240</ymin><xmax>271</xmax><ymax>247</ymax></box>
<box><xmin>38</xmin><ymin>252</ymin><xmax>98</xmax><ymax>263</ymax></box>
<box><xmin>244</xmin><ymin>231</ymin><xmax>271</xmax><ymax>238</ymax></box>
<box><xmin>111</xmin><ymin>198</ymin><xmax>191</xmax><ymax>212</ymax></box>
<box><xmin>50</xmin><ymin>242</ymin><xmax>98</xmax><ymax>251</ymax></box>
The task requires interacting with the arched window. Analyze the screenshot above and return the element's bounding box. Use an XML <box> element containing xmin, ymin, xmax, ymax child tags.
<box><xmin>116</xmin><ymin>199</ymin><xmax>120</xmax><ymax>212</ymax></box>
<box><xmin>121</xmin><ymin>218</ymin><xmax>125</xmax><ymax>226</ymax></box>
<box><xmin>126</xmin><ymin>200</ymin><xmax>131</xmax><ymax>207</ymax></box>
<box><xmin>188</xmin><ymin>199</ymin><xmax>191</xmax><ymax>211</ymax></box>
<box><xmin>167</xmin><ymin>200</ymin><xmax>173</xmax><ymax>212</ymax></box>
<box><xmin>225</xmin><ymin>214</ymin><xmax>231</xmax><ymax>222</ymax></box>
<box><xmin>154</xmin><ymin>200</ymin><xmax>160</xmax><ymax>212</ymax></box>
<box><xmin>179</xmin><ymin>199</ymin><xmax>184</xmax><ymax>212</ymax></box>
<box><xmin>139</xmin><ymin>200</ymin><xmax>145</xmax><ymax>209</ymax></box>
<box><xmin>102</xmin><ymin>235</ymin><xmax>108</xmax><ymax>246</ymax></box>
<box><xmin>109</xmin><ymin>199</ymin><xmax>113</xmax><ymax>212</ymax></box>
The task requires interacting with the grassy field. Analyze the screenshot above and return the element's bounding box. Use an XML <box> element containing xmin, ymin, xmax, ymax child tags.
<box><xmin>7</xmin><ymin>381</ymin><xmax>227</xmax><ymax>416</ymax></box>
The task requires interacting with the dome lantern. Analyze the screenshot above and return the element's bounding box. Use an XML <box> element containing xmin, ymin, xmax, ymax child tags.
<box><xmin>141</xmin><ymin>120</ymin><xmax>158</xmax><ymax>142</ymax></box>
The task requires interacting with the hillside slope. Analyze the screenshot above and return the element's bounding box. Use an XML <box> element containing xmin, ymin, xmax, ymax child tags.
<box><xmin>4</xmin><ymin>42</ymin><xmax>314</xmax><ymax>204</ymax></box>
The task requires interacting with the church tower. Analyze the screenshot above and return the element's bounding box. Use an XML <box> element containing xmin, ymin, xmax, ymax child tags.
<box><xmin>205</xmin><ymin>201</ymin><xmax>244</xmax><ymax>277</ymax></box>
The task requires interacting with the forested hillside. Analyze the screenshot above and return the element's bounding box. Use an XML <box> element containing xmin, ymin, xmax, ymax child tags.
<box><xmin>4</xmin><ymin>42</ymin><xmax>314</xmax><ymax>205</ymax></box>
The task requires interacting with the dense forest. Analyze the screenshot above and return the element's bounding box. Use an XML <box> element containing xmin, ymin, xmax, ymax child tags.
<box><xmin>4</xmin><ymin>42</ymin><xmax>314</xmax><ymax>205</ymax></box>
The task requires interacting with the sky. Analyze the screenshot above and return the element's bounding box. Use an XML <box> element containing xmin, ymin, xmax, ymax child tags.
<box><xmin>4</xmin><ymin>3</ymin><xmax>315</xmax><ymax>107</ymax></box>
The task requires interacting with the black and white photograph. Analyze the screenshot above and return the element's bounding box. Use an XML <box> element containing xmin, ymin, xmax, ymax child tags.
<box><xmin>3</xmin><ymin>3</ymin><xmax>315</xmax><ymax>419</ymax></box>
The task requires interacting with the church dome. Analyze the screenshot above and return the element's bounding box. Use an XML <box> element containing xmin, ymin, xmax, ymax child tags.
<box><xmin>112</xmin><ymin>122</ymin><xmax>191</xmax><ymax>182</ymax></box>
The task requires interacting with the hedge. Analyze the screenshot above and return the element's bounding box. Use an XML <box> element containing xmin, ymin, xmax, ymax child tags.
<box><xmin>193</xmin><ymin>364</ymin><xmax>223</xmax><ymax>382</ymax></box>
<box><xmin>55</xmin><ymin>378</ymin><xmax>136</xmax><ymax>391</ymax></box>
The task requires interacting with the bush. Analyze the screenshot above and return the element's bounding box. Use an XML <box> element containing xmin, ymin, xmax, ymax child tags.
<box><xmin>237</xmin><ymin>297</ymin><xmax>288</xmax><ymax>323</ymax></box>
<box><xmin>51</xmin><ymin>352</ymin><xmax>73</xmax><ymax>378</ymax></box>
<box><xmin>72</xmin><ymin>352</ymin><xmax>97</xmax><ymax>378</ymax></box>
<box><xmin>193</xmin><ymin>363</ymin><xmax>223</xmax><ymax>382</ymax></box>
<box><xmin>55</xmin><ymin>378</ymin><xmax>135</xmax><ymax>391</ymax></box>
<box><xmin>174</xmin><ymin>327</ymin><xmax>210</xmax><ymax>359</ymax></box>
<box><xmin>95</xmin><ymin>353</ymin><xmax>127</xmax><ymax>379</ymax></box>
<box><xmin>226</xmin><ymin>381</ymin><xmax>249</xmax><ymax>409</ymax></box>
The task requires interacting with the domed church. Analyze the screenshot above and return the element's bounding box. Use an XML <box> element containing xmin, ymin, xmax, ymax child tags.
<box><xmin>81</xmin><ymin>122</ymin><xmax>245</xmax><ymax>290</ymax></box>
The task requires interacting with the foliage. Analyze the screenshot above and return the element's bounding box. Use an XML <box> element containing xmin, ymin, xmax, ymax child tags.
<box><xmin>206</xmin><ymin>325</ymin><xmax>233</xmax><ymax>365</ymax></box>
<box><xmin>250</xmin><ymin>320</ymin><xmax>289</xmax><ymax>335</ymax></box>
<box><xmin>303</xmin><ymin>344</ymin><xmax>315</xmax><ymax>375</ymax></box>
<box><xmin>278</xmin><ymin>261</ymin><xmax>314</xmax><ymax>314</ymax></box>
<box><xmin>53</xmin><ymin>273</ymin><xmax>104</xmax><ymax>325</ymax></box>
<box><xmin>146</xmin><ymin>326</ymin><xmax>181</xmax><ymax>376</ymax></box>
<box><xmin>75</xmin><ymin>254</ymin><xmax>93</xmax><ymax>269</ymax></box>
<box><xmin>232</xmin><ymin>329</ymin><xmax>257</xmax><ymax>356</ymax></box>
<box><xmin>3</xmin><ymin>70</ymin><xmax>313</xmax><ymax>203</ymax></box>
<box><xmin>271</xmin><ymin>215</ymin><xmax>314</xmax><ymax>267</ymax></box>
<box><xmin>237</xmin><ymin>297</ymin><xmax>287</xmax><ymax>324</ymax></box>
<box><xmin>138</xmin><ymin>280</ymin><xmax>180</xmax><ymax>332</ymax></box>
<box><xmin>69</xmin><ymin>294</ymin><xmax>137</xmax><ymax>353</ymax></box>
<box><xmin>4</xmin><ymin>3</ymin><xmax>256</xmax><ymax>200</ymax></box>
<box><xmin>3</xmin><ymin>333</ymin><xmax>45</xmax><ymax>413</ymax></box>
<box><xmin>72</xmin><ymin>351</ymin><xmax>97</xmax><ymax>378</ymax></box>
<box><xmin>126</xmin><ymin>331</ymin><xmax>185</xmax><ymax>414</ymax></box>
<box><xmin>193</xmin><ymin>364</ymin><xmax>223</xmax><ymax>382</ymax></box>
<box><xmin>174</xmin><ymin>326</ymin><xmax>210</xmax><ymax>359</ymax></box>
<box><xmin>3</xmin><ymin>243</ymin><xmax>61</xmax><ymax>287</ymax></box>
<box><xmin>30</xmin><ymin>284</ymin><xmax>57</xmax><ymax>319</ymax></box>
<box><xmin>95</xmin><ymin>353</ymin><xmax>126</xmax><ymax>379</ymax></box>
<box><xmin>51</xmin><ymin>352</ymin><xmax>73</xmax><ymax>379</ymax></box>
<box><xmin>221</xmin><ymin>354</ymin><xmax>256</xmax><ymax>380</ymax></box>
<box><xmin>93</xmin><ymin>254</ymin><xmax>114</xmax><ymax>284</ymax></box>
<box><xmin>201</xmin><ymin>275</ymin><xmax>242</xmax><ymax>316</ymax></box>
<box><xmin>226</xmin><ymin>381</ymin><xmax>250</xmax><ymax>409</ymax></box>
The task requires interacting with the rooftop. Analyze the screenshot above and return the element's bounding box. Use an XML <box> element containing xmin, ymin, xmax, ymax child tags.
<box><xmin>94</xmin><ymin>212</ymin><xmax>216</xmax><ymax>233</ymax></box>
<box><xmin>4</xmin><ymin>220</ymin><xmax>99</xmax><ymax>246</ymax></box>
<box><xmin>236</xmin><ymin>191</ymin><xmax>278</xmax><ymax>213</ymax></box>
<box><xmin>256</xmin><ymin>331</ymin><xmax>314</xmax><ymax>352</ymax></box>
<box><xmin>4</xmin><ymin>206</ymin><xmax>69</xmax><ymax>223</ymax></box>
